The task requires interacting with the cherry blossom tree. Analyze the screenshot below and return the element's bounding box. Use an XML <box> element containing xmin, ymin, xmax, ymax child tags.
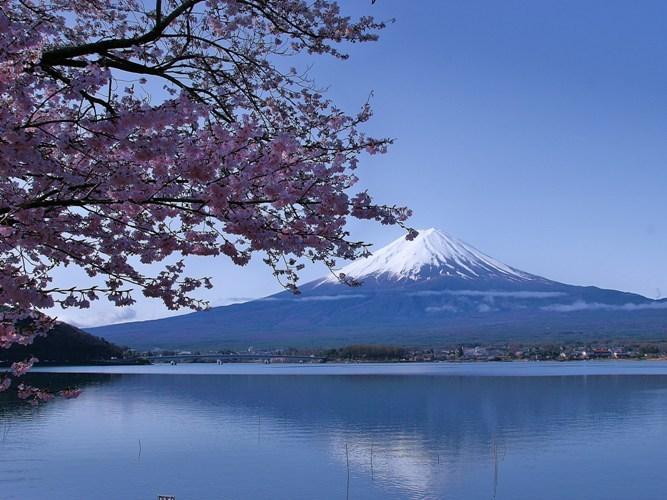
<box><xmin>0</xmin><ymin>0</ymin><xmax>413</xmax><ymax>398</ymax></box>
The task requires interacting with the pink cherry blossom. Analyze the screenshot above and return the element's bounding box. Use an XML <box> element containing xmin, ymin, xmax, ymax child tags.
<box><xmin>58</xmin><ymin>388</ymin><xmax>82</xmax><ymax>399</ymax></box>
<box><xmin>17</xmin><ymin>384</ymin><xmax>55</xmax><ymax>405</ymax></box>
<box><xmin>0</xmin><ymin>377</ymin><xmax>10</xmax><ymax>393</ymax></box>
<box><xmin>0</xmin><ymin>1</ymin><xmax>413</xmax><ymax>393</ymax></box>
<box><xmin>11</xmin><ymin>357</ymin><xmax>39</xmax><ymax>377</ymax></box>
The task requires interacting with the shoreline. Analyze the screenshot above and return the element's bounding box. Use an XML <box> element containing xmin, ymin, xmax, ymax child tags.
<box><xmin>28</xmin><ymin>359</ymin><xmax>667</xmax><ymax>378</ymax></box>
<box><xmin>8</xmin><ymin>355</ymin><xmax>667</xmax><ymax>369</ymax></box>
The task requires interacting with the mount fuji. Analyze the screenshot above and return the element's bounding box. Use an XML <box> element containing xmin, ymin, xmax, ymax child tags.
<box><xmin>88</xmin><ymin>229</ymin><xmax>667</xmax><ymax>349</ymax></box>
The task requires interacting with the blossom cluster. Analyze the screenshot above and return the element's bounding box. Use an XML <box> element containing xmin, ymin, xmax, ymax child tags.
<box><xmin>0</xmin><ymin>0</ymin><xmax>412</xmax><ymax>385</ymax></box>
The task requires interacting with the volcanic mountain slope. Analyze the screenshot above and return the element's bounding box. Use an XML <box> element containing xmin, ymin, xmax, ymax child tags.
<box><xmin>88</xmin><ymin>229</ymin><xmax>667</xmax><ymax>349</ymax></box>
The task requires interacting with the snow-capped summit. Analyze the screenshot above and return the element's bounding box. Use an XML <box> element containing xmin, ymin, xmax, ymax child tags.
<box><xmin>325</xmin><ymin>228</ymin><xmax>535</xmax><ymax>283</ymax></box>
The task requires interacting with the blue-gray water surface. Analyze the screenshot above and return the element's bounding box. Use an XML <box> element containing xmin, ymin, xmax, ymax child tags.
<box><xmin>2</xmin><ymin>361</ymin><xmax>667</xmax><ymax>499</ymax></box>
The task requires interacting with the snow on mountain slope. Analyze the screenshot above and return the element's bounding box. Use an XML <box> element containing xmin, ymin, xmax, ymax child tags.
<box><xmin>322</xmin><ymin>228</ymin><xmax>537</xmax><ymax>283</ymax></box>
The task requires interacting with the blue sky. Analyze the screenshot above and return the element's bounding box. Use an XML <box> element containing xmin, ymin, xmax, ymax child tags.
<box><xmin>55</xmin><ymin>0</ymin><xmax>667</xmax><ymax>326</ymax></box>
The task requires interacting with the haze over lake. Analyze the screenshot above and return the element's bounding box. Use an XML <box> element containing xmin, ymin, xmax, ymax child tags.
<box><xmin>2</xmin><ymin>362</ymin><xmax>667</xmax><ymax>499</ymax></box>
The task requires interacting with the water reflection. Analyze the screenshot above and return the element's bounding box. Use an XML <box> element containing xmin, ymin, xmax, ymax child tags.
<box><xmin>1</xmin><ymin>371</ymin><xmax>667</xmax><ymax>499</ymax></box>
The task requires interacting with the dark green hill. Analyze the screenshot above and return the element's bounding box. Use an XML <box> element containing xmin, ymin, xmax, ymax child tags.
<box><xmin>1</xmin><ymin>322</ymin><xmax>124</xmax><ymax>363</ymax></box>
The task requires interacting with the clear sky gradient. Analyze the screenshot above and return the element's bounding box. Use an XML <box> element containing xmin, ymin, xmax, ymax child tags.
<box><xmin>55</xmin><ymin>0</ymin><xmax>667</xmax><ymax>326</ymax></box>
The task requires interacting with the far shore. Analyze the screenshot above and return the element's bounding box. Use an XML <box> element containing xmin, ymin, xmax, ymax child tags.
<box><xmin>14</xmin><ymin>356</ymin><xmax>667</xmax><ymax>369</ymax></box>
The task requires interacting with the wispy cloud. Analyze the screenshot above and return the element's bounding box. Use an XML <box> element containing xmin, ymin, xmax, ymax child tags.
<box><xmin>61</xmin><ymin>307</ymin><xmax>137</xmax><ymax>328</ymax></box>
<box><xmin>410</xmin><ymin>290</ymin><xmax>566</xmax><ymax>299</ymax></box>
<box><xmin>258</xmin><ymin>294</ymin><xmax>366</xmax><ymax>302</ymax></box>
<box><xmin>425</xmin><ymin>305</ymin><xmax>458</xmax><ymax>313</ymax></box>
<box><xmin>296</xmin><ymin>294</ymin><xmax>366</xmax><ymax>302</ymax></box>
<box><xmin>212</xmin><ymin>296</ymin><xmax>256</xmax><ymax>306</ymax></box>
<box><xmin>542</xmin><ymin>301</ymin><xmax>667</xmax><ymax>312</ymax></box>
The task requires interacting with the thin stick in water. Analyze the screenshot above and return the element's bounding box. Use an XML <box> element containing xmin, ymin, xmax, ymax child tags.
<box><xmin>370</xmin><ymin>442</ymin><xmax>374</xmax><ymax>481</ymax></box>
<box><xmin>345</xmin><ymin>442</ymin><xmax>350</xmax><ymax>500</ymax></box>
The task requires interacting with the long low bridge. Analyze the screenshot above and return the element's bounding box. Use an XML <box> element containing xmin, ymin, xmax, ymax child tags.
<box><xmin>145</xmin><ymin>353</ymin><xmax>328</xmax><ymax>363</ymax></box>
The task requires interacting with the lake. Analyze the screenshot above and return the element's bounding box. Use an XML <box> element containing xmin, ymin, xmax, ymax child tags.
<box><xmin>2</xmin><ymin>361</ymin><xmax>667</xmax><ymax>499</ymax></box>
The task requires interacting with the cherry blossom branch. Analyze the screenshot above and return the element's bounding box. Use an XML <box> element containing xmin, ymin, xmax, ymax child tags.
<box><xmin>0</xmin><ymin>1</ymin><xmax>413</xmax><ymax>393</ymax></box>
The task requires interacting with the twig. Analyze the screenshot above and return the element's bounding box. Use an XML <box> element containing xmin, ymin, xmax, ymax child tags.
<box><xmin>345</xmin><ymin>442</ymin><xmax>350</xmax><ymax>500</ymax></box>
<box><xmin>370</xmin><ymin>442</ymin><xmax>373</xmax><ymax>480</ymax></box>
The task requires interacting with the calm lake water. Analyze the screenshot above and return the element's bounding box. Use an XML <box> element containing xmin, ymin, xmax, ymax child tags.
<box><xmin>2</xmin><ymin>361</ymin><xmax>667</xmax><ymax>499</ymax></box>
